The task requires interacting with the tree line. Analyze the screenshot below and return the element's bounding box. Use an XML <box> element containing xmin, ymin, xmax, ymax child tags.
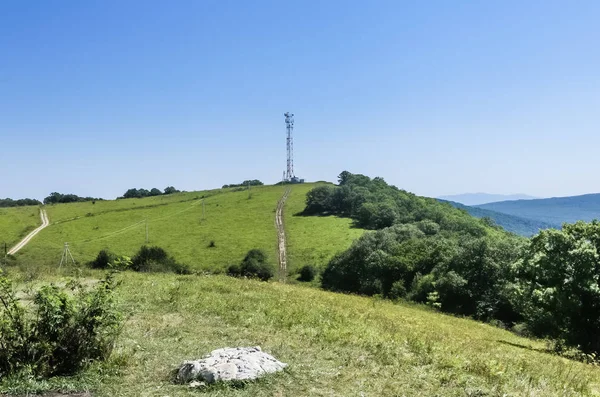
<box><xmin>44</xmin><ymin>192</ymin><xmax>103</xmax><ymax>205</ymax></box>
<box><xmin>306</xmin><ymin>171</ymin><xmax>600</xmax><ymax>356</ymax></box>
<box><xmin>0</xmin><ymin>198</ymin><xmax>41</xmax><ymax>207</ymax></box>
<box><xmin>118</xmin><ymin>186</ymin><xmax>180</xmax><ymax>199</ymax></box>
<box><xmin>222</xmin><ymin>180</ymin><xmax>263</xmax><ymax>189</ymax></box>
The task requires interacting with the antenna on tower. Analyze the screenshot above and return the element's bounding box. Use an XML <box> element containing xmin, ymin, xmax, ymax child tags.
<box><xmin>284</xmin><ymin>112</ymin><xmax>295</xmax><ymax>181</ymax></box>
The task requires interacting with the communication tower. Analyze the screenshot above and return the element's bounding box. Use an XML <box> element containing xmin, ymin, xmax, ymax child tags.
<box><xmin>284</xmin><ymin>112</ymin><xmax>295</xmax><ymax>181</ymax></box>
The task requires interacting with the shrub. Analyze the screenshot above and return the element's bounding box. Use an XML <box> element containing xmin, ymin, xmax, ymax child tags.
<box><xmin>131</xmin><ymin>246</ymin><xmax>190</xmax><ymax>274</ymax></box>
<box><xmin>0</xmin><ymin>272</ymin><xmax>123</xmax><ymax>378</ymax></box>
<box><xmin>387</xmin><ymin>280</ymin><xmax>407</xmax><ymax>300</ymax></box>
<box><xmin>227</xmin><ymin>264</ymin><xmax>241</xmax><ymax>277</ymax></box>
<box><xmin>88</xmin><ymin>249</ymin><xmax>116</xmax><ymax>269</ymax></box>
<box><xmin>239</xmin><ymin>249</ymin><xmax>274</xmax><ymax>281</ymax></box>
<box><xmin>298</xmin><ymin>265</ymin><xmax>317</xmax><ymax>282</ymax></box>
<box><xmin>208</xmin><ymin>240</ymin><xmax>216</xmax><ymax>248</ymax></box>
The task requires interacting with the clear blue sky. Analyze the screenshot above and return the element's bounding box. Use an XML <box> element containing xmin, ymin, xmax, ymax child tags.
<box><xmin>2</xmin><ymin>1</ymin><xmax>599</xmax><ymax>200</ymax></box>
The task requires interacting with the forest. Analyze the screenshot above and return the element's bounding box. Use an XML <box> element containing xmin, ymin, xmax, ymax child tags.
<box><xmin>306</xmin><ymin>171</ymin><xmax>600</xmax><ymax>356</ymax></box>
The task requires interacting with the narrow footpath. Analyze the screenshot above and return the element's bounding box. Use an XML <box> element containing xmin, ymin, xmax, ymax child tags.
<box><xmin>8</xmin><ymin>208</ymin><xmax>49</xmax><ymax>255</ymax></box>
<box><xmin>275</xmin><ymin>188</ymin><xmax>291</xmax><ymax>282</ymax></box>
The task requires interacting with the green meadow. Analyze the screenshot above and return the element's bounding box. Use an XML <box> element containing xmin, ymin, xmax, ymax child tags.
<box><xmin>0</xmin><ymin>205</ymin><xmax>40</xmax><ymax>248</ymax></box>
<box><xmin>4</xmin><ymin>272</ymin><xmax>600</xmax><ymax>396</ymax></box>
<box><xmin>2</xmin><ymin>184</ymin><xmax>600</xmax><ymax>396</ymax></box>
<box><xmin>8</xmin><ymin>184</ymin><xmax>364</xmax><ymax>274</ymax></box>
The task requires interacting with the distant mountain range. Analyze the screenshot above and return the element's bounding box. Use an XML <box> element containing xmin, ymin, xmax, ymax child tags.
<box><xmin>476</xmin><ymin>193</ymin><xmax>600</xmax><ymax>227</ymax></box>
<box><xmin>437</xmin><ymin>193</ymin><xmax>538</xmax><ymax>206</ymax></box>
<box><xmin>438</xmin><ymin>200</ymin><xmax>553</xmax><ymax>236</ymax></box>
<box><xmin>439</xmin><ymin>192</ymin><xmax>600</xmax><ymax>237</ymax></box>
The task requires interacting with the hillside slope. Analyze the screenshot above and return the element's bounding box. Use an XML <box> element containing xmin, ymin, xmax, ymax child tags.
<box><xmin>477</xmin><ymin>193</ymin><xmax>600</xmax><ymax>227</ymax></box>
<box><xmin>440</xmin><ymin>199</ymin><xmax>554</xmax><ymax>236</ymax></box>
<box><xmin>4</xmin><ymin>184</ymin><xmax>364</xmax><ymax>274</ymax></box>
<box><xmin>52</xmin><ymin>273</ymin><xmax>600</xmax><ymax>396</ymax></box>
<box><xmin>0</xmin><ymin>205</ymin><xmax>41</xmax><ymax>247</ymax></box>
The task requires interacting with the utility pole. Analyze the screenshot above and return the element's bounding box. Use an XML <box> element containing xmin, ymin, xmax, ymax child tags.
<box><xmin>202</xmin><ymin>199</ymin><xmax>205</xmax><ymax>220</ymax></box>
<box><xmin>145</xmin><ymin>219</ymin><xmax>149</xmax><ymax>243</ymax></box>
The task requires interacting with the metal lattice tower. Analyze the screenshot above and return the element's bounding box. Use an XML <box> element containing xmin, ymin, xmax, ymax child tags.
<box><xmin>284</xmin><ymin>112</ymin><xmax>295</xmax><ymax>181</ymax></box>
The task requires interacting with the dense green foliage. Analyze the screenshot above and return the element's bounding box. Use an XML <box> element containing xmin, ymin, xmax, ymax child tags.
<box><xmin>322</xmin><ymin>224</ymin><xmax>523</xmax><ymax>322</ymax></box>
<box><xmin>298</xmin><ymin>264</ymin><xmax>317</xmax><ymax>282</ymax></box>
<box><xmin>0</xmin><ymin>198</ymin><xmax>41</xmax><ymax>208</ymax></box>
<box><xmin>88</xmin><ymin>246</ymin><xmax>190</xmax><ymax>274</ymax></box>
<box><xmin>308</xmin><ymin>171</ymin><xmax>522</xmax><ymax>320</ymax></box>
<box><xmin>228</xmin><ymin>249</ymin><xmax>274</xmax><ymax>281</ymax></box>
<box><xmin>514</xmin><ymin>221</ymin><xmax>600</xmax><ymax>355</ymax></box>
<box><xmin>0</xmin><ymin>272</ymin><xmax>123</xmax><ymax>378</ymax></box>
<box><xmin>120</xmin><ymin>186</ymin><xmax>181</xmax><ymax>199</ymax></box>
<box><xmin>222</xmin><ymin>179</ymin><xmax>264</xmax><ymax>189</ymax></box>
<box><xmin>44</xmin><ymin>192</ymin><xmax>102</xmax><ymax>205</ymax></box>
<box><xmin>310</xmin><ymin>171</ymin><xmax>600</xmax><ymax>355</ymax></box>
<box><xmin>441</xmin><ymin>199</ymin><xmax>554</xmax><ymax>236</ymax></box>
<box><xmin>304</xmin><ymin>171</ymin><xmax>492</xmax><ymax>234</ymax></box>
<box><xmin>476</xmin><ymin>193</ymin><xmax>600</xmax><ymax>227</ymax></box>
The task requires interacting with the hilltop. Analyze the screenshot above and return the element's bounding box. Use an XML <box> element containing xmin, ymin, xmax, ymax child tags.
<box><xmin>476</xmin><ymin>193</ymin><xmax>600</xmax><ymax>227</ymax></box>
<box><xmin>6</xmin><ymin>183</ymin><xmax>364</xmax><ymax>274</ymax></box>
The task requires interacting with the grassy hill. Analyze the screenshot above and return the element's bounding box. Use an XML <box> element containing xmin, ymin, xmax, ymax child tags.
<box><xmin>440</xmin><ymin>199</ymin><xmax>555</xmax><ymax>236</ymax></box>
<box><xmin>476</xmin><ymin>193</ymin><xmax>600</xmax><ymax>227</ymax></box>
<box><xmin>5</xmin><ymin>272</ymin><xmax>599</xmax><ymax>396</ymax></box>
<box><xmin>5</xmin><ymin>183</ymin><xmax>364</xmax><ymax>274</ymax></box>
<box><xmin>0</xmin><ymin>205</ymin><xmax>40</xmax><ymax>247</ymax></box>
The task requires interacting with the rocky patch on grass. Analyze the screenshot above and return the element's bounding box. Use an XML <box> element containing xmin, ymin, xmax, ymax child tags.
<box><xmin>176</xmin><ymin>346</ymin><xmax>287</xmax><ymax>384</ymax></box>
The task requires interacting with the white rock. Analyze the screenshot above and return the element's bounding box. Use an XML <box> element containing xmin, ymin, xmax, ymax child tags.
<box><xmin>177</xmin><ymin>346</ymin><xmax>287</xmax><ymax>384</ymax></box>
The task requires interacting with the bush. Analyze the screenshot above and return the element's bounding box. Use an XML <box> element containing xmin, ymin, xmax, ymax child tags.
<box><xmin>131</xmin><ymin>246</ymin><xmax>191</xmax><ymax>274</ymax></box>
<box><xmin>227</xmin><ymin>264</ymin><xmax>241</xmax><ymax>277</ymax></box>
<box><xmin>208</xmin><ymin>240</ymin><xmax>216</xmax><ymax>248</ymax></box>
<box><xmin>88</xmin><ymin>250</ymin><xmax>131</xmax><ymax>271</ymax></box>
<box><xmin>0</xmin><ymin>272</ymin><xmax>123</xmax><ymax>378</ymax></box>
<box><xmin>239</xmin><ymin>249</ymin><xmax>274</xmax><ymax>281</ymax></box>
<box><xmin>298</xmin><ymin>265</ymin><xmax>317</xmax><ymax>282</ymax></box>
<box><xmin>88</xmin><ymin>249</ymin><xmax>116</xmax><ymax>269</ymax></box>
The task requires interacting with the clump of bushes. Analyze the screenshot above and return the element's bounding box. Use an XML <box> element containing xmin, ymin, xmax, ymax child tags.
<box><xmin>298</xmin><ymin>265</ymin><xmax>317</xmax><ymax>282</ymax></box>
<box><xmin>88</xmin><ymin>246</ymin><xmax>190</xmax><ymax>274</ymax></box>
<box><xmin>0</xmin><ymin>272</ymin><xmax>123</xmax><ymax>378</ymax></box>
<box><xmin>228</xmin><ymin>249</ymin><xmax>274</xmax><ymax>281</ymax></box>
<box><xmin>131</xmin><ymin>246</ymin><xmax>190</xmax><ymax>274</ymax></box>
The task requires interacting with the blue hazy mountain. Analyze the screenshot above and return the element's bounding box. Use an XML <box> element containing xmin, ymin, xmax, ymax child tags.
<box><xmin>476</xmin><ymin>193</ymin><xmax>600</xmax><ymax>227</ymax></box>
<box><xmin>439</xmin><ymin>200</ymin><xmax>554</xmax><ymax>236</ymax></box>
<box><xmin>437</xmin><ymin>193</ymin><xmax>538</xmax><ymax>206</ymax></box>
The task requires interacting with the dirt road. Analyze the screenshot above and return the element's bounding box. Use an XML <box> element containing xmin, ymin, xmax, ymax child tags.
<box><xmin>275</xmin><ymin>188</ymin><xmax>291</xmax><ymax>282</ymax></box>
<box><xmin>7</xmin><ymin>208</ymin><xmax>49</xmax><ymax>255</ymax></box>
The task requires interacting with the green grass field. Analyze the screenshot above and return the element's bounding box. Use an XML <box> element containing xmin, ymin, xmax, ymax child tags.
<box><xmin>0</xmin><ymin>205</ymin><xmax>41</xmax><ymax>248</ymax></box>
<box><xmin>2</xmin><ymin>185</ymin><xmax>600</xmax><ymax>395</ymax></box>
<box><xmin>4</xmin><ymin>183</ymin><xmax>365</xmax><ymax>275</ymax></box>
<box><xmin>5</xmin><ymin>272</ymin><xmax>600</xmax><ymax>396</ymax></box>
<box><xmin>284</xmin><ymin>183</ymin><xmax>364</xmax><ymax>273</ymax></box>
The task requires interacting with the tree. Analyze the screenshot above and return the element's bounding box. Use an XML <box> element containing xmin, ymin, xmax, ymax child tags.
<box><xmin>164</xmin><ymin>186</ymin><xmax>180</xmax><ymax>195</ymax></box>
<box><xmin>122</xmin><ymin>188</ymin><xmax>140</xmax><ymax>199</ymax></box>
<box><xmin>514</xmin><ymin>221</ymin><xmax>600</xmax><ymax>354</ymax></box>
<box><xmin>149</xmin><ymin>188</ymin><xmax>162</xmax><ymax>196</ymax></box>
<box><xmin>304</xmin><ymin>185</ymin><xmax>335</xmax><ymax>214</ymax></box>
<box><xmin>239</xmin><ymin>249</ymin><xmax>274</xmax><ymax>281</ymax></box>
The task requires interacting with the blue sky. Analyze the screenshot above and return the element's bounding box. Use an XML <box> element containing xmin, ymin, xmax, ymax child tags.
<box><xmin>1</xmin><ymin>1</ymin><xmax>599</xmax><ymax>200</ymax></box>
